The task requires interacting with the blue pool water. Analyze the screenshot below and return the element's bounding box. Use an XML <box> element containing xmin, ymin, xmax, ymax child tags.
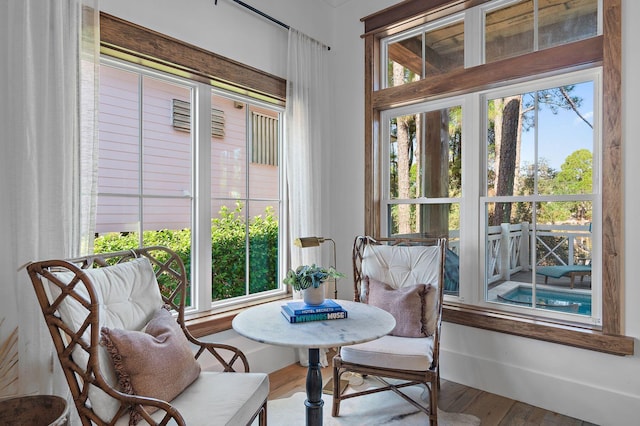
<box><xmin>498</xmin><ymin>286</ymin><xmax>592</xmax><ymax>315</ymax></box>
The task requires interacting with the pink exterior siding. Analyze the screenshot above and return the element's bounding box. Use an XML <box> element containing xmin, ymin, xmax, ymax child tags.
<box><xmin>96</xmin><ymin>64</ymin><xmax>278</xmax><ymax>234</ymax></box>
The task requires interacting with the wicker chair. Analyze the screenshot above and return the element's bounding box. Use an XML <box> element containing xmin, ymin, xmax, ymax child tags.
<box><xmin>26</xmin><ymin>246</ymin><xmax>268</xmax><ymax>426</ymax></box>
<box><xmin>332</xmin><ymin>236</ymin><xmax>446</xmax><ymax>426</ymax></box>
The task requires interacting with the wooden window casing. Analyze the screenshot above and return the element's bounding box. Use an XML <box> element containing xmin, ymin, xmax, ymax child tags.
<box><xmin>362</xmin><ymin>0</ymin><xmax>633</xmax><ymax>355</ymax></box>
<box><xmin>100</xmin><ymin>13</ymin><xmax>286</xmax><ymax>104</ymax></box>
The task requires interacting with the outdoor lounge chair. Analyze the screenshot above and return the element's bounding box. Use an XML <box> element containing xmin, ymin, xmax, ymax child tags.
<box><xmin>536</xmin><ymin>265</ymin><xmax>591</xmax><ymax>289</ymax></box>
<box><xmin>26</xmin><ymin>246</ymin><xmax>268</xmax><ymax>426</ymax></box>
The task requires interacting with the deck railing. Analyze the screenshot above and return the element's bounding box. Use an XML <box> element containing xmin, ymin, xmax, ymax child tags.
<box><xmin>487</xmin><ymin>222</ymin><xmax>591</xmax><ymax>284</ymax></box>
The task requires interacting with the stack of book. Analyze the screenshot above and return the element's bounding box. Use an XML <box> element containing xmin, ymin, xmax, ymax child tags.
<box><xmin>281</xmin><ymin>299</ymin><xmax>348</xmax><ymax>323</ymax></box>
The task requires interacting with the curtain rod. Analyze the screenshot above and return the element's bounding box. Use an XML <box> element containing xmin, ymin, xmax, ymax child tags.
<box><xmin>214</xmin><ymin>0</ymin><xmax>330</xmax><ymax>50</ymax></box>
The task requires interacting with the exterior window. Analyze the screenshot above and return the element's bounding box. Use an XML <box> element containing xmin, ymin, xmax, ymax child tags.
<box><xmin>484</xmin><ymin>77</ymin><xmax>598</xmax><ymax>322</ymax></box>
<box><xmin>384</xmin><ymin>17</ymin><xmax>464</xmax><ymax>88</ymax></box>
<box><xmin>365</xmin><ymin>0</ymin><xmax>630</xmax><ymax>353</ymax></box>
<box><xmin>378</xmin><ymin>2</ymin><xmax>602</xmax><ymax>325</ymax></box>
<box><xmin>382</xmin><ymin>102</ymin><xmax>462</xmax><ymax>296</ymax></box>
<box><xmin>210</xmin><ymin>93</ymin><xmax>281</xmax><ymax>303</ymax></box>
<box><xmin>484</xmin><ymin>0</ymin><xmax>534</xmax><ymax>62</ymax></box>
<box><xmin>96</xmin><ymin>59</ymin><xmax>284</xmax><ymax>312</ymax></box>
<box><xmin>484</xmin><ymin>0</ymin><xmax>598</xmax><ymax>63</ymax></box>
<box><xmin>96</xmin><ymin>64</ymin><xmax>194</xmax><ymax>279</ymax></box>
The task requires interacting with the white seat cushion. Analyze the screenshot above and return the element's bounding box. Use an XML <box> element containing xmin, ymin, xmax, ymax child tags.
<box><xmin>114</xmin><ymin>371</ymin><xmax>269</xmax><ymax>426</ymax></box>
<box><xmin>340</xmin><ymin>335</ymin><xmax>434</xmax><ymax>371</ymax></box>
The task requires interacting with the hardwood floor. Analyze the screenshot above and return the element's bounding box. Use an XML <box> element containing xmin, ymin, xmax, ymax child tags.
<box><xmin>267</xmin><ymin>360</ymin><xmax>597</xmax><ymax>425</ymax></box>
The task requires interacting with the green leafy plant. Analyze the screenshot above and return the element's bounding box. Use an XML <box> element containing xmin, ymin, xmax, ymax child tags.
<box><xmin>211</xmin><ymin>203</ymin><xmax>278</xmax><ymax>300</ymax></box>
<box><xmin>93</xmin><ymin>202</ymin><xmax>279</xmax><ymax>302</ymax></box>
<box><xmin>282</xmin><ymin>264</ymin><xmax>344</xmax><ymax>291</ymax></box>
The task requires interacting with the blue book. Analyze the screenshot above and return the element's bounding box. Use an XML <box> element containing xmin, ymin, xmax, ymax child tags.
<box><xmin>281</xmin><ymin>308</ymin><xmax>348</xmax><ymax>323</ymax></box>
<box><xmin>283</xmin><ymin>299</ymin><xmax>344</xmax><ymax>315</ymax></box>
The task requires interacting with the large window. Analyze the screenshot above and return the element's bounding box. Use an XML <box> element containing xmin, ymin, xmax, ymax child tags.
<box><xmin>381</xmin><ymin>100</ymin><xmax>463</xmax><ymax>296</ymax></box>
<box><xmin>96</xmin><ymin>56</ymin><xmax>285</xmax><ymax>314</ymax></box>
<box><xmin>364</xmin><ymin>0</ymin><xmax>632</xmax><ymax>354</ymax></box>
<box><xmin>482</xmin><ymin>75</ymin><xmax>598</xmax><ymax>323</ymax></box>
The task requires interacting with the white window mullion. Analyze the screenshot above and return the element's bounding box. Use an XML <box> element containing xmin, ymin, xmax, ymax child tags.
<box><xmin>193</xmin><ymin>84</ymin><xmax>212</xmax><ymax>312</ymax></box>
<box><xmin>380</xmin><ymin>112</ymin><xmax>391</xmax><ymax>237</ymax></box>
<box><xmin>244</xmin><ymin>102</ymin><xmax>251</xmax><ymax>297</ymax></box>
<box><xmin>460</xmin><ymin>93</ymin><xmax>480</xmax><ymax>305</ymax></box>
<box><xmin>137</xmin><ymin>73</ymin><xmax>144</xmax><ymax>246</ymax></box>
<box><xmin>465</xmin><ymin>5</ymin><xmax>482</xmax><ymax>67</ymax></box>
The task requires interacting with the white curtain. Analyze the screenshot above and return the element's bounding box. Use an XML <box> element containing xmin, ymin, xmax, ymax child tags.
<box><xmin>285</xmin><ymin>28</ymin><xmax>331</xmax><ymax>366</ymax></box>
<box><xmin>0</xmin><ymin>0</ymin><xmax>99</xmax><ymax>402</ymax></box>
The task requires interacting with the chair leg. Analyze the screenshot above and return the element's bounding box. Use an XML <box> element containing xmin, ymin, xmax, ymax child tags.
<box><xmin>259</xmin><ymin>400</ymin><xmax>267</xmax><ymax>426</ymax></box>
<box><xmin>429</xmin><ymin>379</ymin><xmax>438</xmax><ymax>426</ymax></box>
<box><xmin>332</xmin><ymin>366</ymin><xmax>341</xmax><ymax>416</ymax></box>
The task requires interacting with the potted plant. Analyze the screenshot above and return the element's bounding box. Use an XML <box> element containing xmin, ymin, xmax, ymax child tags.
<box><xmin>283</xmin><ymin>264</ymin><xmax>344</xmax><ymax>305</ymax></box>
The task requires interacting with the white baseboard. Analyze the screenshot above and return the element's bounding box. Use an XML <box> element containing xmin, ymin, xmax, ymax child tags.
<box><xmin>440</xmin><ymin>348</ymin><xmax>639</xmax><ymax>426</ymax></box>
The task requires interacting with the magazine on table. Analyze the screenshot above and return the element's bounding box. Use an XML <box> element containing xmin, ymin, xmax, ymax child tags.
<box><xmin>283</xmin><ymin>299</ymin><xmax>344</xmax><ymax>315</ymax></box>
<box><xmin>280</xmin><ymin>308</ymin><xmax>348</xmax><ymax>323</ymax></box>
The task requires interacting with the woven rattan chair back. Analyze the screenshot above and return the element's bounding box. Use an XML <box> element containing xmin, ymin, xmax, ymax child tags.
<box><xmin>332</xmin><ymin>235</ymin><xmax>446</xmax><ymax>426</ymax></box>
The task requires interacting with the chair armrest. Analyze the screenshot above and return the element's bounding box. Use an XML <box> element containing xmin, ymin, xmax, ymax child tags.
<box><xmin>119</xmin><ymin>392</ymin><xmax>187</xmax><ymax>426</ymax></box>
<box><xmin>192</xmin><ymin>340</ymin><xmax>251</xmax><ymax>373</ymax></box>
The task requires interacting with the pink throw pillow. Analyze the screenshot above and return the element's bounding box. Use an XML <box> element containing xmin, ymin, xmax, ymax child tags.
<box><xmin>100</xmin><ymin>306</ymin><xmax>201</xmax><ymax>423</ymax></box>
<box><xmin>365</xmin><ymin>277</ymin><xmax>436</xmax><ymax>337</ymax></box>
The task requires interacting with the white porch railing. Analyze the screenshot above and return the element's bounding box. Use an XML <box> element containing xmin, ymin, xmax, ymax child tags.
<box><xmin>487</xmin><ymin>222</ymin><xmax>591</xmax><ymax>285</ymax></box>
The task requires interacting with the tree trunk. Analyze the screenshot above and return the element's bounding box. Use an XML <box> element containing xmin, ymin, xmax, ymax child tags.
<box><xmin>493</xmin><ymin>98</ymin><xmax>503</xmax><ymax>197</ymax></box>
<box><xmin>421</xmin><ymin>110</ymin><xmax>449</xmax><ymax>238</ymax></box>
<box><xmin>493</xmin><ymin>96</ymin><xmax>521</xmax><ymax>226</ymax></box>
<box><xmin>393</xmin><ymin>63</ymin><xmax>412</xmax><ymax>234</ymax></box>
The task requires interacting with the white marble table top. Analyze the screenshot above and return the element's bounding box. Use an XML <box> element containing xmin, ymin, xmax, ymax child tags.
<box><xmin>232</xmin><ymin>299</ymin><xmax>395</xmax><ymax>349</ymax></box>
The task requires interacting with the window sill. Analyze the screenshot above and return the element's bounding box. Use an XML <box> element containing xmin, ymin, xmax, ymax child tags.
<box><xmin>185</xmin><ymin>295</ymin><xmax>291</xmax><ymax>338</ymax></box>
<box><xmin>185</xmin><ymin>297</ymin><xmax>634</xmax><ymax>356</ymax></box>
<box><xmin>443</xmin><ymin>302</ymin><xmax>634</xmax><ymax>356</ymax></box>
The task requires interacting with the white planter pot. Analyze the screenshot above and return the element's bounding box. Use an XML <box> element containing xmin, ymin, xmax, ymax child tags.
<box><xmin>302</xmin><ymin>285</ymin><xmax>325</xmax><ymax>305</ymax></box>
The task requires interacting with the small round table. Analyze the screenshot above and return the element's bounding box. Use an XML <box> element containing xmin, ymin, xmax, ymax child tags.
<box><xmin>232</xmin><ymin>299</ymin><xmax>395</xmax><ymax>426</ymax></box>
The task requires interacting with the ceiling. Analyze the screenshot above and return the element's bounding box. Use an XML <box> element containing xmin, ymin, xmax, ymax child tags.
<box><xmin>319</xmin><ymin>0</ymin><xmax>354</xmax><ymax>7</ymax></box>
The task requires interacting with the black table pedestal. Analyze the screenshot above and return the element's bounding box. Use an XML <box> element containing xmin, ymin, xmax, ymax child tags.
<box><xmin>305</xmin><ymin>348</ymin><xmax>323</xmax><ymax>426</ymax></box>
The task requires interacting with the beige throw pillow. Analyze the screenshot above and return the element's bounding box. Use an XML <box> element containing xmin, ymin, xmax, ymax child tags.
<box><xmin>365</xmin><ymin>277</ymin><xmax>437</xmax><ymax>337</ymax></box>
<box><xmin>100</xmin><ymin>306</ymin><xmax>201</xmax><ymax>423</ymax></box>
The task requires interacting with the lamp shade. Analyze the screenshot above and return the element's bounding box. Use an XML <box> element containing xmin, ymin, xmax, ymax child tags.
<box><xmin>294</xmin><ymin>237</ymin><xmax>325</xmax><ymax>248</ymax></box>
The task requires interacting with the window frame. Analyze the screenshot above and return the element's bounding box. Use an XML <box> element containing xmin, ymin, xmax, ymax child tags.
<box><xmin>477</xmin><ymin>69</ymin><xmax>602</xmax><ymax>325</ymax></box>
<box><xmin>379</xmin><ymin>96</ymin><xmax>465</xmax><ymax>238</ymax></box>
<box><xmin>362</xmin><ymin>0</ymin><xmax>633</xmax><ymax>355</ymax></box>
<box><xmin>99</xmin><ymin>13</ymin><xmax>290</xmax><ymax>336</ymax></box>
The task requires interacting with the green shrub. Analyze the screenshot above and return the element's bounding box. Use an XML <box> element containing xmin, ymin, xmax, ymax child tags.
<box><xmin>93</xmin><ymin>202</ymin><xmax>278</xmax><ymax>302</ymax></box>
<box><xmin>211</xmin><ymin>203</ymin><xmax>278</xmax><ymax>300</ymax></box>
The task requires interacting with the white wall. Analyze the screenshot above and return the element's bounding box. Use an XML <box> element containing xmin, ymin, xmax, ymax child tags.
<box><xmin>101</xmin><ymin>1</ymin><xmax>640</xmax><ymax>424</ymax></box>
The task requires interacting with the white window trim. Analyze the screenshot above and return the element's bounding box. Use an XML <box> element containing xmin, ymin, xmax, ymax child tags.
<box><xmin>99</xmin><ymin>57</ymin><xmax>287</xmax><ymax>317</ymax></box>
<box><xmin>476</xmin><ymin>68</ymin><xmax>603</xmax><ymax>325</ymax></box>
<box><xmin>205</xmin><ymin>87</ymin><xmax>287</xmax><ymax>313</ymax></box>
